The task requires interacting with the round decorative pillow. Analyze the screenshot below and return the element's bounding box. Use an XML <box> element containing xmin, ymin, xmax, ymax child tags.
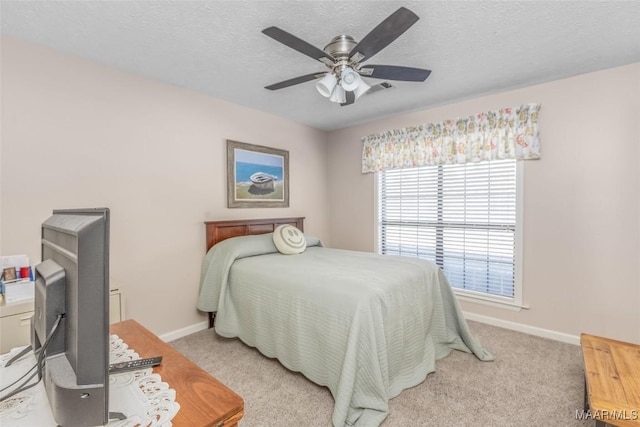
<box><xmin>273</xmin><ymin>224</ymin><xmax>306</xmax><ymax>255</ymax></box>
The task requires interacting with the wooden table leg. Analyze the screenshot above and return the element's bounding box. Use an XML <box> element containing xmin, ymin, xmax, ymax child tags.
<box><xmin>584</xmin><ymin>376</ymin><xmax>590</xmax><ymax>411</ymax></box>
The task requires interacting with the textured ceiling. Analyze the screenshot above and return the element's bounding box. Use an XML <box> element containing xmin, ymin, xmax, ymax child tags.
<box><xmin>1</xmin><ymin>1</ymin><xmax>639</xmax><ymax>131</ymax></box>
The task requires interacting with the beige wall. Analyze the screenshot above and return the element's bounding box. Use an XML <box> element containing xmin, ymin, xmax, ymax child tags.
<box><xmin>0</xmin><ymin>37</ymin><xmax>329</xmax><ymax>336</ymax></box>
<box><xmin>2</xmin><ymin>35</ymin><xmax>638</xmax><ymax>344</ymax></box>
<box><xmin>327</xmin><ymin>64</ymin><xmax>640</xmax><ymax>343</ymax></box>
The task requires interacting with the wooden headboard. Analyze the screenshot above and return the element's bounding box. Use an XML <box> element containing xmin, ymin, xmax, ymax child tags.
<box><xmin>204</xmin><ymin>217</ymin><xmax>305</xmax><ymax>252</ymax></box>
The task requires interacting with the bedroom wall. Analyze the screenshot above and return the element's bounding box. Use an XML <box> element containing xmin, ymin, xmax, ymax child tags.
<box><xmin>326</xmin><ymin>63</ymin><xmax>640</xmax><ymax>344</ymax></box>
<box><xmin>0</xmin><ymin>37</ymin><xmax>330</xmax><ymax>336</ymax></box>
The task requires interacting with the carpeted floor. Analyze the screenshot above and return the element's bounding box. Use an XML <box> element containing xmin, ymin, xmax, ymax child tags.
<box><xmin>170</xmin><ymin>321</ymin><xmax>592</xmax><ymax>426</ymax></box>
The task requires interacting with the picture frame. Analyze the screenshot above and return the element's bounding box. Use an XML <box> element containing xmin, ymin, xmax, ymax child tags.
<box><xmin>2</xmin><ymin>267</ymin><xmax>17</xmax><ymax>281</ymax></box>
<box><xmin>227</xmin><ymin>140</ymin><xmax>289</xmax><ymax>208</ymax></box>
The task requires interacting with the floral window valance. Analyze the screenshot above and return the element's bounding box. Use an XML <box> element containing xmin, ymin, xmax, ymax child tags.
<box><xmin>361</xmin><ymin>103</ymin><xmax>540</xmax><ymax>173</ymax></box>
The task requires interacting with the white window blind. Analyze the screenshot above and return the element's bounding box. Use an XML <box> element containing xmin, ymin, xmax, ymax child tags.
<box><xmin>378</xmin><ymin>159</ymin><xmax>519</xmax><ymax>301</ymax></box>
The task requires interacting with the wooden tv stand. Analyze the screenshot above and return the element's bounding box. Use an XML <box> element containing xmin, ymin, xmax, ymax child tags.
<box><xmin>111</xmin><ymin>320</ymin><xmax>244</xmax><ymax>427</ymax></box>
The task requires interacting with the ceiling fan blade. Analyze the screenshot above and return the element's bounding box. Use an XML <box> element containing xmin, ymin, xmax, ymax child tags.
<box><xmin>263</xmin><ymin>26</ymin><xmax>336</xmax><ymax>64</ymax></box>
<box><xmin>359</xmin><ymin>65</ymin><xmax>431</xmax><ymax>82</ymax></box>
<box><xmin>349</xmin><ymin>7</ymin><xmax>419</xmax><ymax>63</ymax></box>
<box><xmin>340</xmin><ymin>91</ymin><xmax>355</xmax><ymax>107</ymax></box>
<box><xmin>265</xmin><ymin>72</ymin><xmax>326</xmax><ymax>90</ymax></box>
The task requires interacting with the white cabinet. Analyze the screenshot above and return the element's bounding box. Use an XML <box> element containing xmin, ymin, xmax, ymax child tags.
<box><xmin>109</xmin><ymin>288</ymin><xmax>125</xmax><ymax>324</ymax></box>
<box><xmin>0</xmin><ymin>289</ymin><xmax>124</xmax><ymax>353</ymax></box>
<box><xmin>0</xmin><ymin>299</ymin><xmax>33</xmax><ymax>354</ymax></box>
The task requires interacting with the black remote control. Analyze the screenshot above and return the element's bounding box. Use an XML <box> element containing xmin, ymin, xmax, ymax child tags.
<box><xmin>109</xmin><ymin>356</ymin><xmax>163</xmax><ymax>374</ymax></box>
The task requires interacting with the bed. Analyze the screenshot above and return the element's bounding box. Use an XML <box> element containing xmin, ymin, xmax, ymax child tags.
<box><xmin>197</xmin><ymin>217</ymin><xmax>493</xmax><ymax>427</ymax></box>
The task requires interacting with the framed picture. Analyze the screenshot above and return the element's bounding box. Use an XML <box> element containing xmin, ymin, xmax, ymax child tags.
<box><xmin>2</xmin><ymin>267</ymin><xmax>16</xmax><ymax>281</ymax></box>
<box><xmin>227</xmin><ymin>140</ymin><xmax>289</xmax><ymax>208</ymax></box>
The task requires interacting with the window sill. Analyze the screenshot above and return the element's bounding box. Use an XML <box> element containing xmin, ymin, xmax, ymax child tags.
<box><xmin>453</xmin><ymin>291</ymin><xmax>530</xmax><ymax>312</ymax></box>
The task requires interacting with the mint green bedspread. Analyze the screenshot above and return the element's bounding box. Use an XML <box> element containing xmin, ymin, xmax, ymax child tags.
<box><xmin>197</xmin><ymin>233</ymin><xmax>493</xmax><ymax>426</ymax></box>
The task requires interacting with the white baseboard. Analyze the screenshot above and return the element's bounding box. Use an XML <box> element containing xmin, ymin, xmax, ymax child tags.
<box><xmin>463</xmin><ymin>311</ymin><xmax>581</xmax><ymax>346</ymax></box>
<box><xmin>158</xmin><ymin>314</ymin><xmax>580</xmax><ymax>346</ymax></box>
<box><xmin>159</xmin><ymin>320</ymin><xmax>209</xmax><ymax>343</ymax></box>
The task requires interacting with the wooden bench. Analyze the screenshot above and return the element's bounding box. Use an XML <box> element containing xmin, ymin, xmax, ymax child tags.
<box><xmin>581</xmin><ymin>334</ymin><xmax>640</xmax><ymax>427</ymax></box>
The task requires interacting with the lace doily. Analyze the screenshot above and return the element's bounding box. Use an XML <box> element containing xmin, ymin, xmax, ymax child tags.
<box><xmin>0</xmin><ymin>335</ymin><xmax>180</xmax><ymax>427</ymax></box>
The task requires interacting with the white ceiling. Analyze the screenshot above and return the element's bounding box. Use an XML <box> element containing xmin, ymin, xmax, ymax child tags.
<box><xmin>1</xmin><ymin>1</ymin><xmax>639</xmax><ymax>131</ymax></box>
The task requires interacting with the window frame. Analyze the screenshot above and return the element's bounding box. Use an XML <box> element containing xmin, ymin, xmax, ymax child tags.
<box><xmin>374</xmin><ymin>161</ymin><xmax>525</xmax><ymax>311</ymax></box>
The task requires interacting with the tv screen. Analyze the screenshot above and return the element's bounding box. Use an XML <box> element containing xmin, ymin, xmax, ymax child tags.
<box><xmin>34</xmin><ymin>208</ymin><xmax>110</xmax><ymax>426</ymax></box>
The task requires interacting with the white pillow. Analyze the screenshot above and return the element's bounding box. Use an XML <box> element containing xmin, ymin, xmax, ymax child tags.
<box><xmin>273</xmin><ymin>224</ymin><xmax>306</xmax><ymax>255</ymax></box>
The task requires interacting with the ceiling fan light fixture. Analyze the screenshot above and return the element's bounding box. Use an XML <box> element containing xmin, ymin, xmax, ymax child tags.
<box><xmin>263</xmin><ymin>7</ymin><xmax>429</xmax><ymax>107</ymax></box>
<box><xmin>354</xmin><ymin>79</ymin><xmax>371</xmax><ymax>100</ymax></box>
<box><xmin>329</xmin><ymin>85</ymin><xmax>346</xmax><ymax>103</ymax></box>
<box><xmin>340</xmin><ymin>67</ymin><xmax>361</xmax><ymax>91</ymax></box>
<box><xmin>316</xmin><ymin>73</ymin><xmax>337</xmax><ymax>97</ymax></box>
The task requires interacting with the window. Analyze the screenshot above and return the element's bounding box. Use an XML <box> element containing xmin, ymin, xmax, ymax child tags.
<box><xmin>377</xmin><ymin>159</ymin><xmax>522</xmax><ymax>306</ymax></box>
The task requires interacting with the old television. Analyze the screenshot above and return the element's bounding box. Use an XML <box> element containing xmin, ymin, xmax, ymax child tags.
<box><xmin>34</xmin><ymin>208</ymin><xmax>110</xmax><ymax>426</ymax></box>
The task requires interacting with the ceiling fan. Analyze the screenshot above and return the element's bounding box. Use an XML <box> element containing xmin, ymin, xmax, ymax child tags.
<box><xmin>262</xmin><ymin>7</ymin><xmax>431</xmax><ymax>106</ymax></box>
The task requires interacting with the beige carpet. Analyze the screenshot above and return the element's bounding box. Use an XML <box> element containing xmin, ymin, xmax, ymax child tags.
<box><xmin>170</xmin><ymin>321</ymin><xmax>592</xmax><ymax>426</ymax></box>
